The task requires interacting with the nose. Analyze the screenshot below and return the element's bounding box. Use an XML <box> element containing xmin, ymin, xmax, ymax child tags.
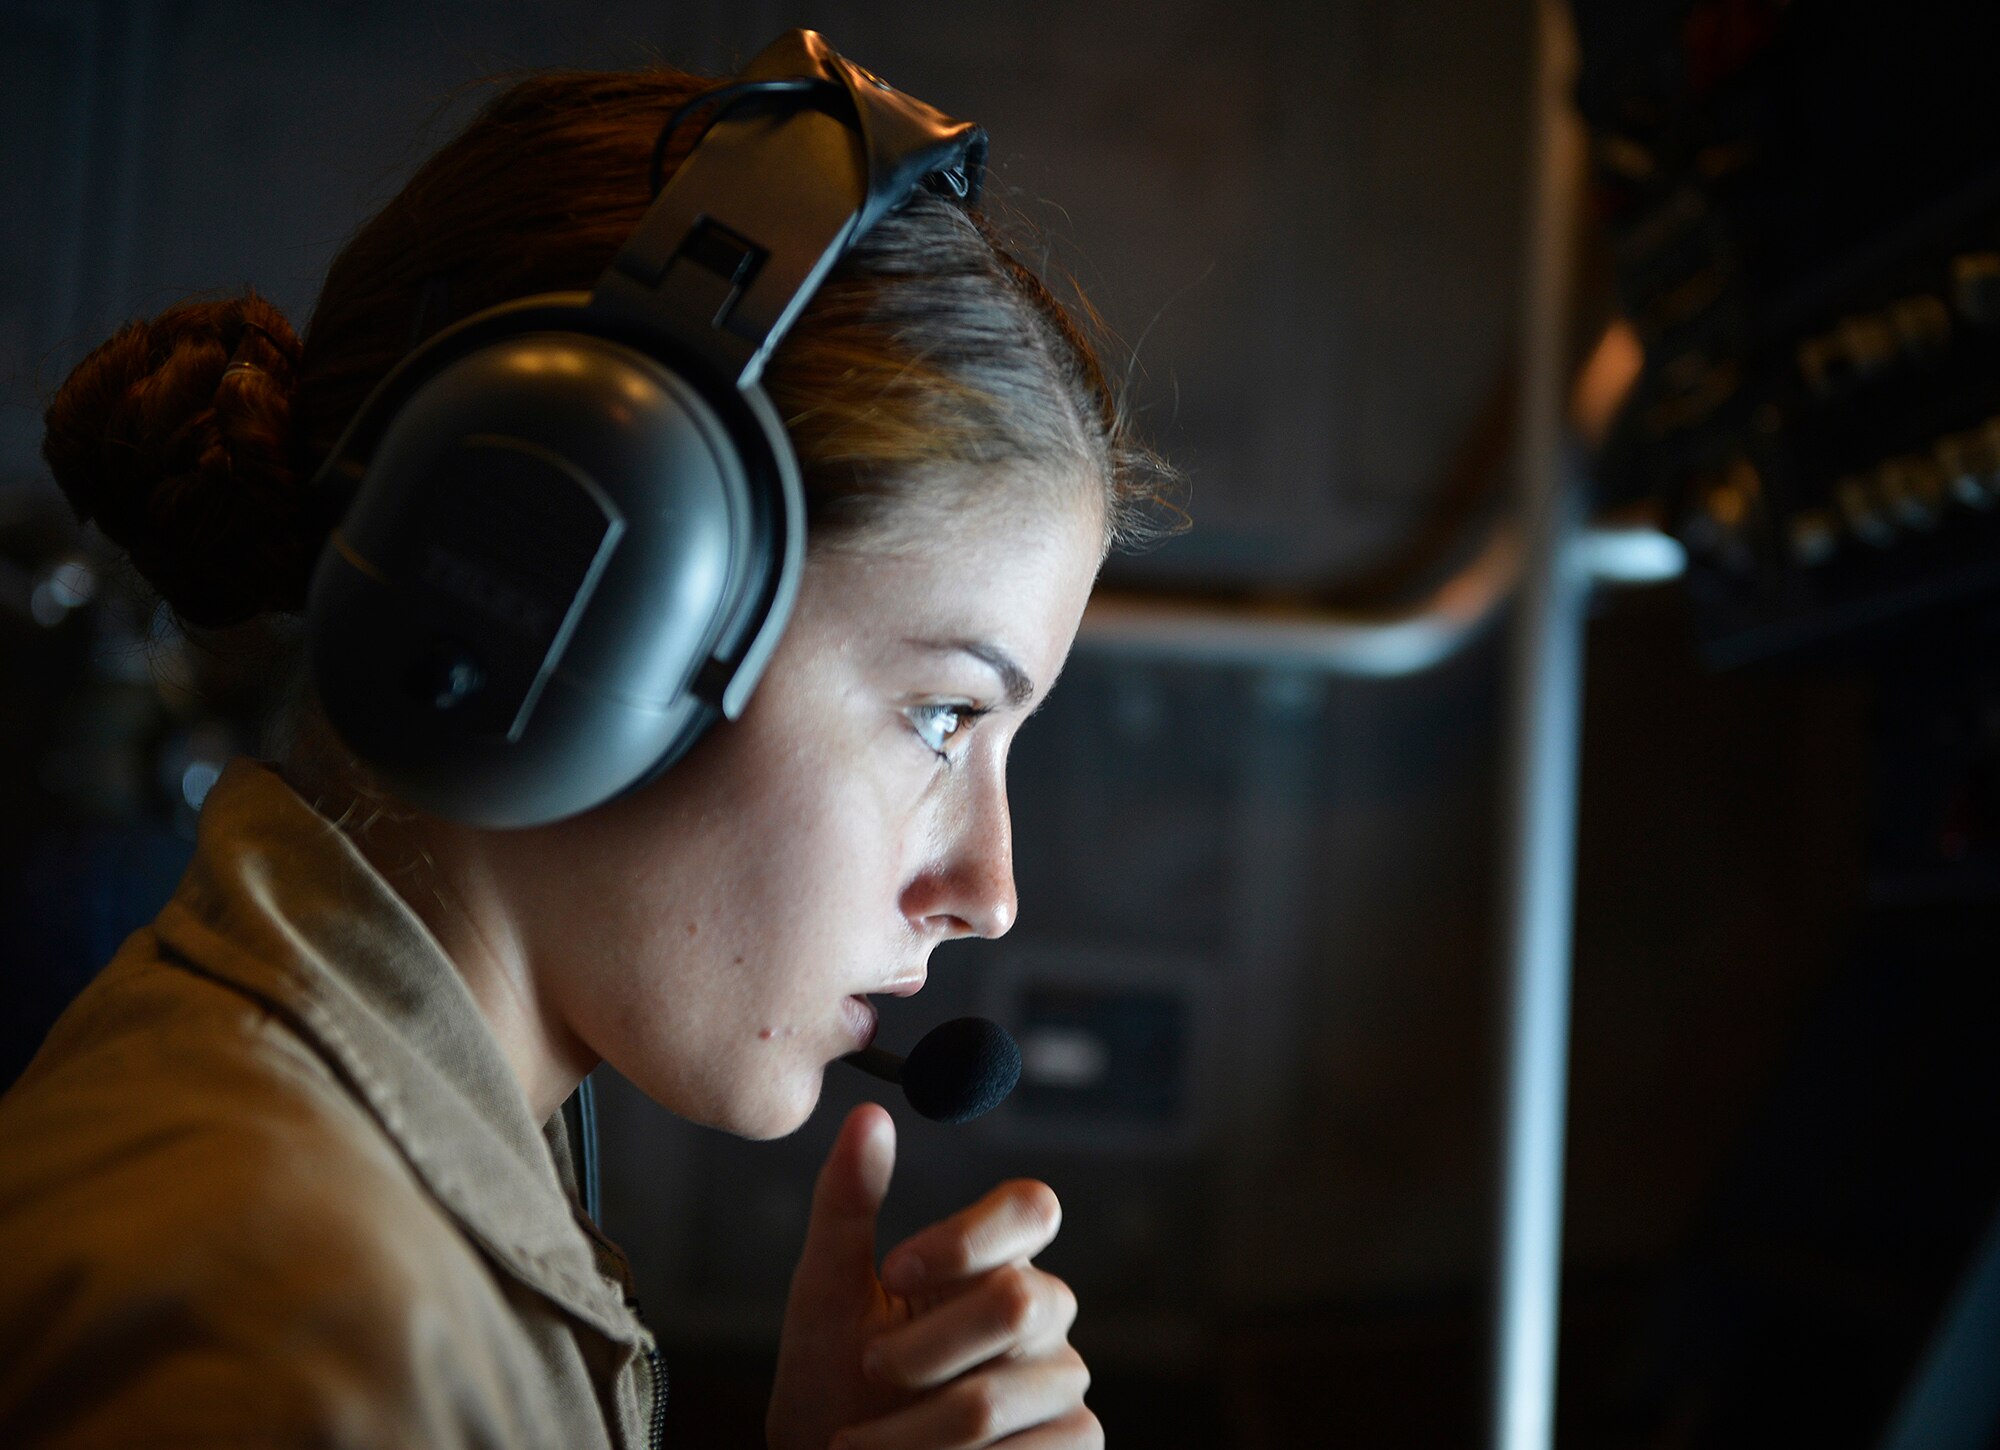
<box><xmin>901</xmin><ymin>763</ymin><xmax>1018</xmax><ymax>941</ymax></box>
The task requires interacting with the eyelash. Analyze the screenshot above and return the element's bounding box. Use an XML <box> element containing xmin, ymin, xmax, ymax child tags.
<box><xmin>907</xmin><ymin>703</ymin><xmax>987</xmax><ymax>763</ymax></box>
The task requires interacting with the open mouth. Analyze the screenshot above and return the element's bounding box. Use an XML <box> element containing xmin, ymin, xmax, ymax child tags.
<box><xmin>842</xmin><ymin>994</ymin><xmax>879</xmax><ymax>1049</ymax></box>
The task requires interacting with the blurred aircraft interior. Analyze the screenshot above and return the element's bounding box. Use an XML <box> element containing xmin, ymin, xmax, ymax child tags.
<box><xmin>3</xmin><ymin>2</ymin><xmax>1998</xmax><ymax>1447</ymax></box>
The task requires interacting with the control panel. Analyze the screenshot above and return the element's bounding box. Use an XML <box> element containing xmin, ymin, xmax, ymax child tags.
<box><xmin>1578</xmin><ymin>0</ymin><xmax>2000</xmax><ymax>665</ymax></box>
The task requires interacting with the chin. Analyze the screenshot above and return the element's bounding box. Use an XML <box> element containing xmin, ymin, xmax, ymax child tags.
<box><xmin>721</xmin><ymin>1067</ymin><xmax>825</xmax><ymax>1142</ymax></box>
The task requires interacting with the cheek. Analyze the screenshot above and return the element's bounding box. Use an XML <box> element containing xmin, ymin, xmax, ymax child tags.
<box><xmin>718</xmin><ymin>737</ymin><xmax>913</xmax><ymax>950</ymax></box>
<box><xmin>624</xmin><ymin>721</ymin><xmax>925</xmax><ymax>1006</ymax></box>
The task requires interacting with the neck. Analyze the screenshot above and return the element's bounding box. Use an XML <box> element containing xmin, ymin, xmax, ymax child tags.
<box><xmin>277</xmin><ymin>754</ymin><xmax>598</xmax><ymax>1124</ymax></box>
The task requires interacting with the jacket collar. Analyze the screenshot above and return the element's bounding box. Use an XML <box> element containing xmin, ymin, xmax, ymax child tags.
<box><xmin>151</xmin><ymin>757</ymin><xmax>639</xmax><ymax>1342</ymax></box>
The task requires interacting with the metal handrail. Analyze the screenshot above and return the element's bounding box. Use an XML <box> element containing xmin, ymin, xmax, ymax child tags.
<box><xmin>1075</xmin><ymin>515</ymin><xmax>1677</xmax><ymax>679</ymax></box>
<box><xmin>1076</xmin><ymin>522</ymin><xmax>1522</xmax><ymax>677</ymax></box>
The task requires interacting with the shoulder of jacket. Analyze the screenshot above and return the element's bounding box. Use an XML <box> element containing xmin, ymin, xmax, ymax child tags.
<box><xmin>0</xmin><ymin>931</ymin><xmax>492</xmax><ymax>1309</ymax></box>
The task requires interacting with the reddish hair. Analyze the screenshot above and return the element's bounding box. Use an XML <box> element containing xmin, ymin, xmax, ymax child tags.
<box><xmin>44</xmin><ymin>64</ymin><xmax>1175</xmax><ymax>630</ymax></box>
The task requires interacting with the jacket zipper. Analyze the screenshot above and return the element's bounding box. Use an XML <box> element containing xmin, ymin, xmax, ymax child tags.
<box><xmin>644</xmin><ymin>1342</ymin><xmax>668</xmax><ymax>1450</ymax></box>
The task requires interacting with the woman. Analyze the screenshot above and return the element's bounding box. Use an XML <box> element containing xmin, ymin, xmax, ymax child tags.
<box><xmin>0</xmin><ymin>47</ymin><xmax>1168</xmax><ymax>1450</ymax></box>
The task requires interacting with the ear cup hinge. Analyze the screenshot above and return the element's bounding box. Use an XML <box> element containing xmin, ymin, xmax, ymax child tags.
<box><xmin>594</xmin><ymin>98</ymin><xmax>864</xmax><ymax>390</ymax></box>
<box><xmin>629</xmin><ymin>218</ymin><xmax>768</xmax><ymax>332</ymax></box>
<box><xmin>594</xmin><ymin>28</ymin><xmax>986</xmax><ymax>392</ymax></box>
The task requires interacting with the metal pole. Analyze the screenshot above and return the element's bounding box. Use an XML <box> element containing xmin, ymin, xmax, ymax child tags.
<box><xmin>1490</xmin><ymin>3</ymin><xmax>1589</xmax><ymax>1449</ymax></box>
<box><xmin>1877</xmin><ymin>1196</ymin><xmax>2000</xmax><ymax>1450</ymax></box>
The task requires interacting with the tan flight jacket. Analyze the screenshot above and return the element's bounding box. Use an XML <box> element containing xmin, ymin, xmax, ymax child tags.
<box><xmin>0</xmin><ymin>758</ymin><xmax>665</xmax><ymax>1448</ymax></box>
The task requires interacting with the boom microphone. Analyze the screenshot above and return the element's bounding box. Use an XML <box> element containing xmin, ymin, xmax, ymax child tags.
<box><xmin>843</xmin><ymin>1017</ymin><xmax>1022</xmax><ymax>1124</ymax></box>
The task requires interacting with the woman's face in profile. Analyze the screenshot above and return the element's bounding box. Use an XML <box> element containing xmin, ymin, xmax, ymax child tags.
<box><xmin>523</xmin><ymin>481</ymin><xmax>1105</xmax><ymax>1138</ymax></box>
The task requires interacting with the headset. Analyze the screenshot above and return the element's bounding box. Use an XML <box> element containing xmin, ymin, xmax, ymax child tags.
<box><xmin>303</xmin><ymin>29</ymin><xmax>988</xmax><ymax>830</ymax></box>
<box><xmin>304</xmin><ymin>32</ymin><xmax>999</xmax><ymax>1217</ymax></box>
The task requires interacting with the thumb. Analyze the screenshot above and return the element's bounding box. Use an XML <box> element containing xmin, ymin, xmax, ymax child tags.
<box><xmin>794</xmin><ymin>1102</ymin><xmax>897</xmax><ymax>1296</ymax></box>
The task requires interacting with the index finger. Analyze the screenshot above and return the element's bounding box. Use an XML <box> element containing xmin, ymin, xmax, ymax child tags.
<box><xmin>879</xmin><ymin>1179</ymin><xmax>1061</xmax><ymax>1295</ymax></box>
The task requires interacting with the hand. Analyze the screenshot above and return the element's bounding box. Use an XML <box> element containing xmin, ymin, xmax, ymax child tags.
<box><xmin>766</xmin><ymin>1104</ymin><xmax>1100</xmax><ymax>1450</ymax></box>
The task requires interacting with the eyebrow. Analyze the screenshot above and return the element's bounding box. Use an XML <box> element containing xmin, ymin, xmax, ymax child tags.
<box><xmin>905</xmin><ymin>637</ymin><xmax>1036</xmax><ymax>707</ymax></box>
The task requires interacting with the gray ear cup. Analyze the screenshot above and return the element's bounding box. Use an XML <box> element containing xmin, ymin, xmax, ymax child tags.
<box><xmin>307</xmin><ymin>321</ymin><xmax>801</xmax><ymax>827</ymax></box>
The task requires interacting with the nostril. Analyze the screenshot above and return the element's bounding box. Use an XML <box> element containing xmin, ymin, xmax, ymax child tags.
<box><xmin>925</xmin><ymin>913</ymin><xmax>974</xmax><ymax>942</ymax></box>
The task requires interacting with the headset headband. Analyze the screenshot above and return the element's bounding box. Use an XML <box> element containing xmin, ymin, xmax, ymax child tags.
<box><xmin>592</xmin><ymin>29</ymin><xmax>988</xmax><ymax>387</ymax></box>
<box><xmin>309</xmin><ymin>30</ymin><xmax>986</xmax><ymax>507</ymax></box>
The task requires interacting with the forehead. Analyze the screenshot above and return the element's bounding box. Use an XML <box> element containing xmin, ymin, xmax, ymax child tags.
<box><xmin>798</xmin><ymin>498</ymin><xmax>1102</xmax><ymax>665</ymax></box>
<box><xmin>819</xmin><ymin>458</ymin><xmax>1110</xmax><ymax>558</ymax></box>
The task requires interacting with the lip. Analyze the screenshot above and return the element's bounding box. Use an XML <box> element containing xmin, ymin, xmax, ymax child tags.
<box><xmin>876</xmin><ymin>971</ymin><xmax>927</xmax><ymax>998</ymax></box>
<box><xmin>841</xmin><ymin>994</ymin><xmax>879</xmax><ymax>1049</ymax></box>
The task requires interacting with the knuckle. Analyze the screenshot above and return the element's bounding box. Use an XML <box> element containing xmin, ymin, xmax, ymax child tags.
<box><xmin>950</xmin><ymin>1379</ymin><xmax>1006</xmax><ymax>1442</ymax></box>
<box><xmin>935</xmin><ymin>1219</ymin><xmax>982</xmax><ymax>1273</ymax></box>
<box><xmin>865</xmin><ymin>1340</ymin><xmax>908</xmax><ymax>1387</ymax></box>
<box><xmin>991</xmin><ymin>1266</ymin><xmax>1039</xmax><ymax>1335</ymax></box>
<box><xmin>1076</xmin><ymin>1407</ymin><xmax>1105</xmax><ymax>1447</ymax></box>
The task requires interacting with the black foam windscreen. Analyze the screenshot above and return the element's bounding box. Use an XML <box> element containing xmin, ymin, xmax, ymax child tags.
<box><xmin>840</xmin><ymin>1017</ymin><xmax>1023</xmax><ymax>1123</ymax></box>
<box><xmin>899</xmin><ymin>1017</ymin><xmax>1022</xmax><ymax>1125</ymax></box>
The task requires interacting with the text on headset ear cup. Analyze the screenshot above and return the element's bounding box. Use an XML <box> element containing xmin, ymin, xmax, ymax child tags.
<box><xmin>307</xmin><ymin>326</ymin><xmax>797</xmax><ymax>828</ymax></box>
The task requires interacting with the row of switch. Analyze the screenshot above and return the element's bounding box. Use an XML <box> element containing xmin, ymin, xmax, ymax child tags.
<box><xmin>1794</xmin><ymin>252</ymin><xmax>2000</xmax><ymax>399</ymax></box>
<box><xmin>1788</xmin><ymin>417</ymin><xmax>2000</xmax><ymax>566</ymax></box>
<box><xmin>1797</xmin><ymin>295</ymin><xmax>1950</xmax><ymax>397</ymax></box>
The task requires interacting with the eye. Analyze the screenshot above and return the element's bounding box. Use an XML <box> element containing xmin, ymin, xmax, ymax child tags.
<box><xmin>907</xmin><ymin>702</ymin><xmax>983</xmax><ymax>760</ymax></box>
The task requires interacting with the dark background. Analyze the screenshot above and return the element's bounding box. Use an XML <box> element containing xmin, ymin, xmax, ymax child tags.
<box><xmin>3</xmin><ymin>2</ymin><xmax>1989</xmax><ymax>1446</ymax></box>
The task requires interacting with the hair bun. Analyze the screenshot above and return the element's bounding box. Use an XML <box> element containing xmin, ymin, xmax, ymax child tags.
<box><xmin>42</xmin><ymin>290</ymin><xmax>322</xmax><ymax>629</ymax></box>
